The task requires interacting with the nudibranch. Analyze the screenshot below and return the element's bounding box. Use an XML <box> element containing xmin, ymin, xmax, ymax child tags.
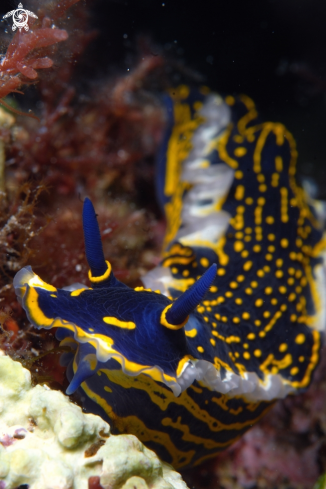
<box><xmin>14</xmin><ymin>86</ymin><xmax>326</xmax><ymax>469</ymax></box>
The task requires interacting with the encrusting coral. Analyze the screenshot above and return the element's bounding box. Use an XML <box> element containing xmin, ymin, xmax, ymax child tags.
<box><xmin>0</xmin><ymin>352</ymin><xmax>188</xmax><ymax>489</ymax></box>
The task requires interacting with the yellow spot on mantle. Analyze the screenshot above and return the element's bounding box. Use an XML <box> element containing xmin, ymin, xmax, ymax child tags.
<box><xmin>103</xmin><ymin>317</ymin><xmax>136</xmax><ymax>330</ymax></box>
<box><xmin>295</xmin><ymin>333</ymin><xmax>306</xmax><ymax>344</ymax></box>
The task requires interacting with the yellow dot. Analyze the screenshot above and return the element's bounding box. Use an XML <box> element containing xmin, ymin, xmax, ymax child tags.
<box><xmin>257</xmin><ymin>269</ymin><xmax>264</xmax><ymax>278</ymax></box>
<box><xmin>265</xmin><ymin>287</ymin><xmax>273</xmax><ymax>295</ymax></box>
<box><xmin>245</xmin><ymin>227</ymin><xmax>252</xmax><ymax>234</ymax></box>
<box><xmin>211</xmin><ymin>285</ymin><xmax>218</xmax><ymax>293</ymax></box>
<box><xmin>255</xmin><ymin>298</ymin><xmax>263</xmax><ymax>307</ymax></box>
<box><xmin>288</xmin><ymin>267</ymin><xmax>295</xmax><ymax>275</ymax></box>
<box><xmin>263</xmin><ymin>310</ymin><xmax>271</xmax><ymax>318</ymax></box>
<box><xmin>237</xmin><ymin>205</ymin><xmax>245</xmax><ymax>213</ymax></box>
<box><xmin>253</xmin><ymin>244</ymin><xmax>261</xmax><ymax>253</ymax></box>
<box><xmin>235</xmin><ymin>170</ymin><xmax>244</xmax><ymax>179</ymax></box>
<box><xmin>230</xmin><ymin>281</ymin><xmax>238</xmax><ymax>289</ymax></box>
<box><xmin>217</xmin><ymin>268</ymin><xmax>226</xmax><ymax>276</ymax></box>
<box><xmin>171</xmin><ymin>267</ymin><xmax>178</xmax><ymax>274</ymax></box>
<box><xmin>247</xmin><ymin>333</ymin><xmax>255</xmax><ymax>340</ymax></box>
<box><xmin>241</xmin><ymin>250</ymin><xmax>249</xmax><ymax>258</ymax></box>
<box><xmin>271</xmin><ymin>298</ymin><xmax>278</xmax><ymax>305</ymax></box>
<box><xmin>210</xmin><ymin>338</ymin><xmax>216</xmax><ymax>347</ymax></box>
<box><xmin>197</xmin><ymin>346</ymin><xmax>204</xmax><ymax>353</ymax></box>
<box><xmin>255</xmin><ymin>320</ymin><xmax>261</xmax><ymax>326</ymax></box>
<box><xmin>295</xmin><ymin>286</ymin><xmax>302</xmax><ymax>294</ymax></box>
<box><xmin>182</xmin><ymin>270</ymin><xmax>190</xmax><ymax>277</ymax></box>
<box><xmin>235</xmin><ymin>297</ymin><xmax>243</xmax><ymax>305</ymax></box>
<box><xmin>279</xmin><ymin>343</ymin><xmax>288</xmax><ymax>352</ymax></box>
<box><xmin>234</xmin><ymin>241</ymin><xmax>244</xmax><ymax>252</ymax></box>
<box><xmin>221</xmin><ymin>316</ymin><xmax>228</xmax><ymax>323</ymax></box>
<box><xmin>200</xmin><ymin>257</ymin><xmax>209</xmax><ymax>267</ymax></box>
<box><xmin>290</xmin><ymin>367</ymin><xmax>299</xmax><ymax>376</ymax></box>
<box><xmin>266</xmin><ymin>216</ymin><xmax>274</xmax><ymax>224</ymax></box>
<box><xmin>280</xmin><ymin>304</ymin><xmax>287</xmax><ymax>312</ymax></box>
<box><xmin>289</xmin><ymin>252</ymin><xmax>296</xmax><ymax>260</ymax></box>
<box><xmin>300</xmin><ymin>277</ymin><xmax>307</xmax><ymax>287</ymax></box>
<box><xmin>281</xmin><ymin>238</ymin><xmax>289</xmax><ymax>248</ymax></box>
<box><xmin>265</xmin><ymin>254</ymin><xmax>273</xmax><ymax>261</ymax></box>
<box><xmin>257</xmin><ymin>197</ymin><xmax>265</xmax><ymax>206</ymax></box>
<box><xmin>243</xmin><ymin>352</ymin><xmax>251</xmax><ymax>360</ymax></box>
<box><xmin>295</xmin><ymin>333</ymin><xmax>305</xmax><ymax>344</ymax></box>
<box><xmin>267</xmin><ymin>234</ymin><xmax>275</xmax><ymax>241</ymax></box>
<box><xmin>268</xmin><ymin>246</ymin><xmax>276</xmax><ymax>254</ymax></box>
<box><xmin>235</xmin><ymin>232</ymin><xmax>244</xmax><ymax>239</ymax></box>
<box><xmin>225</xmin><ymin>291</ymin><xmax>233</xmax><ymax>298</ymax></box>
<box><xmin>234</xmin><ymin>147</ymin><xmax>247</xmax><ymax>157</ymax></box>
<box><xmin>257</xmin><ymin>174</ymin><xmax>265</xmax><ymax>183</ymax></box>
<box><xmin>276</xmin><ymin>259</ymin><xmax>283</xmax><ymax>268</ymax></box>
<box><xmin>299</xmin><ymin>356</ymin><xmax>305</xmax><ymax>363</ymax></box>
<box><xmin>242</xmin><ymin>312</ymin><xmax>250</xmax><ymax>320</ymax></box>
<box><xmin>296</xmin><ymin>238</ymin><xmax>303</xmax><ymax>248</ymax></box>
<box><xmin>259</xmin><ymin>184</ymin><xmax>267</xmax><ymax>192</ymax></box>
<box><xmin>264</xmin><ymin>265</ymin><xmax>270</xmax><ymax>272</ymax></box>
<box><xmin>235</xmin><ymin>185</ymin><xmax>245</xmax><ymax>200</ymax></box>
<box><xmin>290</xmin><ymin>314</ymin><xmax>297</xmax><ymax>322</ymax></box>
<box><xmin>296</xmin><ymin>270</ymin><xmax>302</xmax><ymax>278</ymax></box>
<box><xmin>233</xmin><ymin>135</ymin><xmax>244</xmax><ymax>143</ymax></box>
<box><xmin>245</xmin><ymin>197</ymin><xmax>254</xmax><ymax>205</ymax></box>
<box><xmin>259</xmin><ymin>331</ymin><xmax>266</xmax><ymax>337</ymax></box>
<box><xmin>225</xmin><ymin>95</ymin><xmax>235</xmax><ymax>105</ymax></box>
<box><xmin>279</xmin><ymin>286</ymin><xmax>287</xmax><ymax>294</ymax></box>
<box><xmin>254</xmin><ymin>349</ymin><xmax>262</xmax><ymax>357</ymax></box>
<box><xmin>275</xmin><ymin>270</ymin><xmax>283</xmax><ymax>278</ymax></box>
<box><xmin>288</xmin><ymin>293</ymin><xmax>296</xmax><ymax>302</ymax></box>
<box><xmin>243</xmin><ymin>343</ymin><xmax>249</xmax><ymax>349</ymax></box>
<box><xmin>251</xmin><ymin>281</ymin><xmax>258</xmax><ymax>288</ymax></box>
<box><xmin>243</xmin><ymin>261</ymin><xmax>253</xmax><ymax>271</ymax></box>
<box><xmin>245</xmin><ymin>288</ymin><xmax>253</xmax><ymax>295</ymax></box>
<box><xmin>233</xmin><ymin>317</ymin><xmax>240</xmax><ymax>324</ymax></box>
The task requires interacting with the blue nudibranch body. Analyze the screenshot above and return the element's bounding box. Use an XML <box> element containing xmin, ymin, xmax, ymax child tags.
<box><xmin>14</xmin><ymin>86</ymin><xmax>326</xmax><ymax>469</ymax></box>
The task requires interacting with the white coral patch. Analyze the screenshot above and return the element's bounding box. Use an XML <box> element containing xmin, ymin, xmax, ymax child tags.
<box><xmin>0</xmin><ymin>355</ymin><xmax>188</xmax><ymax>489</ymax></box>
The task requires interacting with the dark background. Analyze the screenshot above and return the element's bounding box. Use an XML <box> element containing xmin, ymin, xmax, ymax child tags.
<box><xmin>90</xmin><ymin>0</ymin><xmax>326</xmax><ymax>193</ymax></box>
<box><xmin>1</xmin><ymin>0</ymin><xmax>326</xmax><ymax>191</ymax></box>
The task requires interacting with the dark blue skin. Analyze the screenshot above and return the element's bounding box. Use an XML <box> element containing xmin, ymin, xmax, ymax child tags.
<box><xmin>35</xmin><ymin>284</ymin><xmax>189</xmax><ymax>375</ymax></box>
<box><xmin>27</xmin><ymin>197</ymin><xmax>218</xmax><ymax>391</ymax></box>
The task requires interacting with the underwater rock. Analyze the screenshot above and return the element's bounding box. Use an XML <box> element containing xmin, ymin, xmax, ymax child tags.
<box><xmin>0</xmin><ymin>353</ymin><xmax>188</xmax><ymax>489</ymax></box>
